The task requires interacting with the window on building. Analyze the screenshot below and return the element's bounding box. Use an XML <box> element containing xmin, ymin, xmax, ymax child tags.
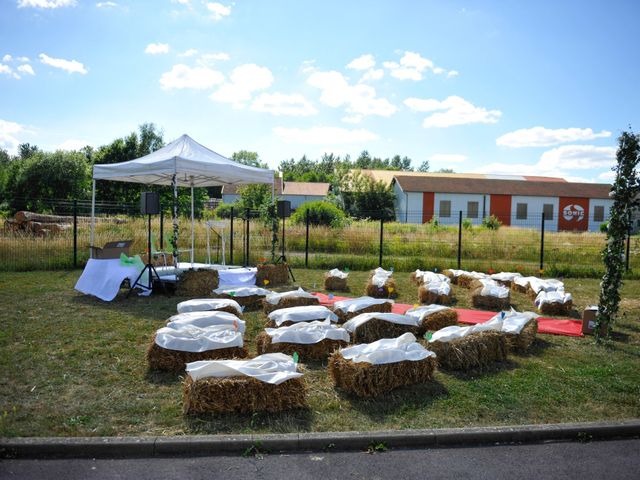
<box><xmin>594</xmin><ymin>205</ymin><xmax>605</xmax><ymax>222</ymax></box>
<box><xmin>467</xmin><ymin>201</ymin><xmax>479</xmax><ymax>219</ymax></box>
<box><xmin>439</xmin><ymin>200</ymin><xmax>451</xmax><ymax>218</ymax></box>
<box><xmin>516</xmin><ymin>203</ymin><xmax>528</xmax><ymax>220</ymax></box>
<box><xmin>543</xmin><ymin>204</ymin><xmax>554</xmax><ymax>221</ymax></box>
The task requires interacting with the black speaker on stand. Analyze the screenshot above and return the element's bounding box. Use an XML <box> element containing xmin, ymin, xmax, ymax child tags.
<box><xmin>128</xmin><ymin>192</ymin><xmax>166</xmax><ymax>297</ymax></box>
<box><xmin>275</xmin><ymin>200</ymin><xmax>295</xmax><ymax>282</ymax></box>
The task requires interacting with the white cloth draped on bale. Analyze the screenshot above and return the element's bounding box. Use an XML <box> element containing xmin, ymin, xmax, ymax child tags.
<box><xmin>426</xmin><ymin>280</ymin><xmax>451</xmax><ymax>295</ymax></box>
<box><xmin>176</xmin><ymin>298</ymin><xmax>243</xmax><ymax>315</ymax></box>
<box><xmin>265</xmin><ymin>319</ymin><xmax>350</xmax><ymax>344</ymax></box>
<box><xmin>404</xmin><ymin>304</ymin><xmax>451</xmax><ymax>321</ymax></box>
<box><xmin>167</xmin><ymin>311</ymin><xmax>245</xmax><ymax>333</ymax></box>
<box><xmin>185</xmin><ymin>353</ymin><xmax>303</xmax><ymax>384</ymax></box>
<box><xmin>328</xmin><ymin>268</ymin><xmax>348</xmax><ymax>279</ymax></box>
<box><xmin>268</xmin><ymin>305</ymin><xmax>338</xmax><ymax>327</ymax></box>
<box><xmin>342</xmin><ymin>312</ymin><xmax>420</xmax><ymax>332</ymax></box>
<box><xmin>513</xmin><ymin>276</ymin><xmax>537</xmax><ymax>289</ymax></box>
<box><xmin>478</xmin><ymin>279</ymin><xmax>510</xmax><ymax>298</ymax></box>
<box><xmin>529</xmin><ymin>278</ymin><xmax>565</xmax><ymax>295</ymax></box>
<box><xmin>339</xmin><ymin>332</ymin><xmax>435</xmax><ymax>365</ymax></box>
<box><xmin>371</xmin><ymin>267</ymin><xmax>393</xmax><ymax>288</ymax></box>
<box><xmin>333</xmin><ymin>296</ymin><xmax>393</xmax><ymax>314</ymax></box>
<box><xmin>421</xmin><ymin>271</ymin><xmax>450</xmax><ymax>284</ymax></box>
<box><xmin>213</xmin><ymin>286</ymin><xmax>272</xmax><ymax>297</ymax></box>
<box><xmin>265</xmin><ymin>287</ymin><xmax>317</xmax><ymax>305</ymax></box>
<box><xmin>487</xmin><ymin>309</ymin><xmax>539</xmax><ymax>334</ymax></box>
<box><xmin>489</xmin><ymin>272</ymin><xmax>523</xmax><ymax>283</ymax></box>
<box><xmin>535</xmin><ymin>290</ymin><xmax>573</xmax><ymax>308</ymax></box>
<box><xmin>155</xmin><ymin>325</ymin><xmax>243</xmax><ymax>352</ymax></box>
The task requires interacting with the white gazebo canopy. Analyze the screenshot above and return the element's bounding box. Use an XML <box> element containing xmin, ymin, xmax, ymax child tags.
<box><xmin>91</xmin><ymin>134</ymin><xmax>275</xmax><ymax>263</ymax></box>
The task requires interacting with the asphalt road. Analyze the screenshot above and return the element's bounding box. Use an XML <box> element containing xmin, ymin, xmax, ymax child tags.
<box><xmin>2</xmin><ymin>439</ymin><xmax>639</xmax><ymax>480</ymax></box>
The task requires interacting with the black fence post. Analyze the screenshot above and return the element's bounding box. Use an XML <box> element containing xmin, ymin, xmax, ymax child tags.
<box><xmin>540</xmin><ymin>212</ymin><xmax>546</xmax><ymax>272</ymax></box>
<box><xmin>379</xmin><ymin>216</ymin><xmax>384</xmax><ymax>267</ymax></box>
<box><xmin>230</xmin><ymin>207</ymin><xmax>234</xmax><ymax>265</ymax></box>
<box><xmin>457</xmin><ymin>211</ymin><xmax>462</xmax><ymax>269</ymax></box>
<box><xmin>73</xmin><ymin>199</ymin><xmax>78</xmax><ymax>268</ymax></box>
<box><xmin>159</xmin><ymin>208</ymin><xmax>164</xmax><ymax>249</ymax></box>
<box><xmin>626</xmin><ymin>226</ymin><xmax>631</xmax><ymax>272</ymax></box>
<box><xmin>245</xmin><ymin>208</ymin><xmax>250</xmax><ymax>267</ymax></box>
<box><xmin>305</xmin><ymin>209</ymin><xmax>310</xmax><ymax>268</ymax></box>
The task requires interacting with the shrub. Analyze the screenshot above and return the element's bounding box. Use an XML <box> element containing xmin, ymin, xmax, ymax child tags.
<box><xmin>214</xmin><ymin>202</ymin><xmax>238</xmax><ymax>219</ymax></box>
<box><xmin>599</xmin><ymin>221</ymin><xmax>609</xmax><ymax>233</ymax></box>
<box><xmin>291</xmin><ymin>201</ymin><xmax>348</xmax><ymax>228</ymax></box>
<box><xmin>462</xmin><ymin>218</ymin><xmax>473</xmax><ymax>230</ymax></box>
<box><xmin>482</xmin><ymin>215</ymin><xmax>502</xmax><ymax>230</ymax></box>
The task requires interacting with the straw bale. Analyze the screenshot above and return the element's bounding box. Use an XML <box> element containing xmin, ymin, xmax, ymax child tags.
<box><xmin>537</xmin><ymin>299</ymin><xmax>573</xmax><ymax>316</ymax></box>
<box><xmin>504</xmin><ymin>318</ymin><xmax>538</xmax><ymax>352</ymax></box>
<box><xmin>146</xmin><ymin>337</ymin><xmax>248</xmax><ymax>373</ymax></box>
<box><xmin>471</xmin><ymin>289</ymin><xmax>511</xmax><ymax>311</ymax></box>
<box><xmin>255</xmin><ymin>331</ymin><xmax>347</xmax><ymax>360</ymax></box>
<box><xmin>418</xmin><ymin>309</ymin><xmax>458</xmax><ymax>334</ymax></box>
<box><xmin>526</xmin><ymin>286</ymin><xmax>542</xmax><ymax>299</ymax></box>
<box><xmin>350</xmin><ymin>318</ymin><xmax>421</xmax><ymax>344</ymax></box>
<box><xmin>256</xmin><ymin>263</ymin><xmax>289</xmax><ymax>287</ymax></box>
<box><xmin>418</xmin><ymin>286</ymin><xmax>453</xmax><ymax>305</ymax></box>
<box><xmin>334</xmin><ymin>301</ymin><xmax>393</xmax><ymax>323</ymax></box>
<box><xmin>443</xmin><ymin>269</ymin><xmax>458</xmax><ymax>284</ymax></box>
<box><xmin>324</xmin><ymin>274</ymin><xmax>349</xmax><ymax>292</ymax></box>
<box><xmin>176</xmin><ymin>270</ymin><xmax>219</xmax><ymax>297</ymax></box>
<box><xmin>328</xmin><ymin>352</ymin><xmax>437</xmax><ymax>398</ymax></box>
<box><xmin>457</xmin><ymin>274</ymin><xmax>480</xmax><ymax>289</ymax></box>
<box><xmin>364</xmin><ymin>277</ymin><xmax>398</xmax><ymax>299</ymax></box>
<box><xmin>409</xmin><ymin>271</ymin><xmax>421</xmax><ymax>285</ymax></box>
<box><xmin>427</xmin><ymin>331</ymin><xmax>508</xmax><ymax>371</ymax></box>
<box><xmin>262</xmin><ymin>296</ymin><xmax>319</xmax><ymax>314</ymax></box>
<box><xmin>511</xmin><ymin>282</ymin><xmax>529</xmax><ymax>294</ymax></box>
<box><xmin>212</xmin><ymin>293</ymin><xmax>265</xmax><ymax>311</ymax></box>
<box><xmin>183</xmin><ymin>374</ymin><xmax>307</xmax><ymax>414</ymax></box>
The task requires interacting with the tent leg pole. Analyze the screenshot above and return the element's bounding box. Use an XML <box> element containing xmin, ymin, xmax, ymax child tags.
<box><xmin>191</xmin><ymin>182</ymin><xmax>194</xmax><ymax>266</ymax></box>
<box><xmin>90</xmin><ymin>179</ymin><xmax>96</xmax><ymax>258</ymax></box>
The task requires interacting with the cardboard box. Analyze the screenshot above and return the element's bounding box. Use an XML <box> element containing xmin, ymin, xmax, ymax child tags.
<box><xmin>90</xmin><ymin>240</ymin><xmax>133</xmax><ymax>260</ymax></box>
<box><xmin>582</xmin><ymin>305</ymin><xmax>606</xmax><ymax>335</ymax></box>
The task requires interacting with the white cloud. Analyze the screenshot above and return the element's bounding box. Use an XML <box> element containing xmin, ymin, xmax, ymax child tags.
<box><xmin>210</xmin><ymin>63</ymin><xmax>273</xmax><ymax>107</ymax></box>
<box><xmin>496</xmin><ymin>126</ymin><xmax>612</xmax><ymax>148</ymax></box>
<box><xmin>251</xmin><ymin>92</ymin><xmax>317</xmax><ymax>116</ymax></box>
<box><xmin>39</xmin><ymin>53</ymin><xmax>87</xmax><ymax>74</ymax></box>
<box><xmin>180</xmin><ymin>49</ymin><xmax>198</xmax><ymax>57</ymax></box>
<box><xmin>206</xmin><ymin>2</ymin><xmax>231</xmax><ymax>20</ymax></box>
<box><xmin>0</xmin><ymin>64</ymin><xmax>18</xmax><ymax>79</ymax></box>
<box><xmin>383</xmin><ymin>51</ymin><xmax>455</xmax><ymax>81</ymax></box>
<box><xmin>159</xmin><ymin>64</ymin><xmax>224</xmax><ymax>90</ymax></box>
<box><xmin>300</xmin><ymin>59</ymin><xmax>316</xmax><ymax>74</ymax></box>
<box><xmin>404</xmin><ymin>95</ymin><xmax>501</xmax><ymax>128</ymax></box>
<box><xmin>56</xmin><ymin>139</ymin><xmax>89</xmax><ymax>151</ymax></box>
<box><xmin>2</xmin><ymin>54</ymin><xmax>12</xmax><ymax>62</ymax></box>
<box><xmin>360</xmin><ymin>68</ymin><xmax>384</xmax><ymax>82</ymax></box>
<box><xmin>447</xmin><ymin>70</ymin><xmax>459</xmax><ymax>78</ymax></box>
<box><xmin>538</xmin><ymin>145</ymin><xmax>616</xmax><ymax>170</ymax></box>
<box><xmin>273</xmin><ymin>126</ymin><xmax>379</xmax><ymax>145</ymax></box>
<box><xmin>347</xmin><ymin>54</ymin><xmax>375</xmax><ymax>71</ymax></box>
<box><xmin>428</xmin><ymin>153</ymin><xmax>469</xmax><ymax>164</ymax></box>
<box><xmin>145</xmin><ymin>43</ymin><xmax>169</xmax><ymax>55</ymax></box>
<box><xmin>0</xmin><ymin>119</ymin><xmax>26</xmax><ymax>154</ymax></box>
<box><xmin>17</xmin><ymin>64</ymin><xmax>35</xmax><ymax>75</ymax></box>
<box><xmin>197</xmin><ymin>52</ymin><xmax>230</xmax><ymax>66</ymax></box>
<box><xmin>96</xmin><ymin>1</ymin><xmax>117</xmax><ymax>7</ymax></box>
<box><xmin>307</xmin><ymin>70</ymin><xmax>396</xmax><ymax>121</ymax></box>
<box><xmin>598</xmin><ymin>170</ymin><xmax>615</xmax><ymax>181</ymax></box>
<box><xmin>18</xmin><ymin>0</ymin><xmax>76</xmax><ymax>8</ymax></box>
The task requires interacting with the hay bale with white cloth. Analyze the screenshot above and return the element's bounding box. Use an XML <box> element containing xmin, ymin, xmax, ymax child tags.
<box><xmin>471</xmin><ymin>279</ymin><xmax>511</xmax><ymax>310</ymax></box>
<box><xmin>211</xmin><ymin>286</ymin><xmax>272</xmax><ymax>311</ymax></box>
<box><xmin>332</xmin><ymin>296</ymin><xmax>393</xmax><ymax>323</ymax></box>
<box><xmin>328</xmin><ymin>333</ymin><xmax>437</xmax><ymax>398</ymax></box>
<box><xmin>489</xmin><ymin>272</ymin><xmax>522</xmax><ymax>288</ymax></box>
<box><xmin>182</xmin><ymin>353</ymin><xmax>307</xmax><ymax>414</ymax></box>
<box><xmin>493</xmin><ymin>310</ymin><xmax>539</xmax><ymax>352</ymax></box>
<box><xmin>404</xmin><ymin>305</ymin><xmax>458</xmax><ymax>333</ymax></box>
<box><xmin>458</xmin><ymin>271</ymin><xmax>488</xmax><ymax>289</ymax></box>
<box><xmin>443</xmin><ymin>269</ymin><xmax>465</xmax><ymax>284</ymax></box>
<box><xmin>166</xmin><ymin>310</ymin><xmax>246</xmax><ymax>333</ymax></box>
<box><xmin>527</xmin><ymin>278</ymin><xmax>565</xmax><ymax>299</ymax></box>
<box><xmin>511</xmin><ymin>276</ymin><xmax>537</xmax><ymax>293</ymax></box>
<box><xmin>262</xmin><ymin>288</ymin><xmax>320</xmax><ymax>314</ymax></box>
<box><xmin>147</xmin><ymin>325</ymin><xmax>247</xmax><ymax>373</ymax></box>
<box><xmin>324</xmin><ymin>268</ymin><xmax>349</xmax><ymax>291</ymax></box>
<box><xmin>418</xmin><ymin>280</ymin><xmax>453</xmax><ymax>305</ymax></box>
<box><xmin>535</xmin><ymin>291</ymin><xmax>573</xmax><ymax>315</ymax></box>
<box><xmin>342</xmin><ymin>312</ymin><xmax>421</xmax><ymax>344</ymax></box>
<box><xmin>365</xmin><ymin>267</ymin><xmax>397</xmax><ymax>298</ymax></box>
<box><xmin>256</xmin><ymin>320</ymin><xmax>349</xmax><ymax>360</ymax></box>
<box><xmin>266</xmin><ymin>305</ymin><xmax>338</xmax><ymax>328</ymax></box>
<box><xmin>176</xmin><ymin>269</ymin><xmax>219</xmax><ymax>297</ymax></box>
<box><xmin>177</xmin><ymin>298</ymin><xmax>243</xmax><ymax>317</ymax></box>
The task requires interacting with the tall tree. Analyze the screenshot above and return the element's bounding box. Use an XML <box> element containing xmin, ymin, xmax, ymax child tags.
<box><xmin>232</xmin><ymin>150</ymin><xmax>268</xmax><ymax>168</ymax></box>
<box><xmin>418</xmin><ymin>160</ymin><xmax>430</xmax><ymax>172</ymax></box>
<box><xmin>596</xmin><ymin>130</ymin><xmax>640</xmax><ymax>341</ymax></box>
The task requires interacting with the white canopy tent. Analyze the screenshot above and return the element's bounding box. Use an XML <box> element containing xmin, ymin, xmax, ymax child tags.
<box><xmin>91</xmin><ymin>134</ymin><xmax>275</xmax><ymax>264</ymax></box>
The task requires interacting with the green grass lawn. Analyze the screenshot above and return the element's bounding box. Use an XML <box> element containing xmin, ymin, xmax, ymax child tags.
<box><xmin>0</xmin><ymin>268</ymin><xmax>639</xmax><ymax>437</ymax></box>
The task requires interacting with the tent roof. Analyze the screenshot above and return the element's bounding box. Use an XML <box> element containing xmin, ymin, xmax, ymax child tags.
<box><xmin>92</xmin><ymin>134</ymin><xmax>274</xmax><ymax>187</ymax></box>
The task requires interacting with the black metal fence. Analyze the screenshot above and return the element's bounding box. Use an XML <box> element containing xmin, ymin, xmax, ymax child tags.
<box><xmin>1</xmin><ymin>199</ymin><xmax>637</xmax><ymax>278</ymax></box>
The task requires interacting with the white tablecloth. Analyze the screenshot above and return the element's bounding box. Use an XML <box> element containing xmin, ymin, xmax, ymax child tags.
<box><xmin>75</xmin><ymin>258</ymin><xmax>146</xmax><ymax>301</ymax></box>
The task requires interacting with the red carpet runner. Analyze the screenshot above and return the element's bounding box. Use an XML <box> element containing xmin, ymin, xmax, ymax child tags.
<box><xmin>312</xmin><ymin>293</ymin><xmax>583</xmax><ymax>337</ymax></box>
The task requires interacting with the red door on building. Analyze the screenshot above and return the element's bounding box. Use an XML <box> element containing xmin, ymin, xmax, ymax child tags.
<box><xmin>490</xmin><ymin>194</ymin><xmax>511</xmax><ymax>226</ymax></box>
<box><xmin>558</xmin><ymin>197</ymin><xmax>589</xmax><ymax>231</ymax></box>
<box><xmin>422</xmin><ymin>192</ymin><xmax>434</xmax><ymax>223</ymax></box>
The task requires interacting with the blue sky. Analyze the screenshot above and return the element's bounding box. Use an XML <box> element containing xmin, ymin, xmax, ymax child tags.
<box><xmin>1</xmin><ymin>0</ymin><xmax>639</xmax><ymax>183</ymax></box>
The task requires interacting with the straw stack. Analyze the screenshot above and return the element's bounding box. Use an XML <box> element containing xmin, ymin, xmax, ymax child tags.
<box><xmin>176</xmin><ymin>269</ymin><xmax>219</xmax><ymax>297</ymax></box>
<box><xmin>427</xmin><ymin>331</ymin><xmax>508</xmax><ymax>371</ymax></box>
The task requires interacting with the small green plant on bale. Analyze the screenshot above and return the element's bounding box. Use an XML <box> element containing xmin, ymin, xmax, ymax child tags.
<box><xmin>482</xmin><ymin>215</ymin><xmax>502</xmax><ymax>230</ymax></box>
<box><xmin>596</xmin><ymin>129</ymin><xmax>640</xmax><ymax>342</ymax></box>
<box><xmin>291</xmin><ymin>200</ymin><xmax>348</xmax><ymax>228</ymax></box>
<box><xmin>462</xmin><ymin>218</ymin><xmax>473</xmax><ymax>230</ymax></box>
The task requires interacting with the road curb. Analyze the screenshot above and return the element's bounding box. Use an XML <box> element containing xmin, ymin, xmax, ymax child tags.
<box><xmin>2</xmin><ymin>420</ymin><xmax>639</xmax><ymax>459</ymax></box>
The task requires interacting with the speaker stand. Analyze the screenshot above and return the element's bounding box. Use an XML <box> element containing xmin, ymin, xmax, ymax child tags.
<box><xmin>127</xmin><ymin>214</ymin><xmax>166</xmax><ymax>297</ymax></box>
<box><xmin>276</xmin><ymin>215</ymin><xmax>296</xmax><ymax>282</ymax></box>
